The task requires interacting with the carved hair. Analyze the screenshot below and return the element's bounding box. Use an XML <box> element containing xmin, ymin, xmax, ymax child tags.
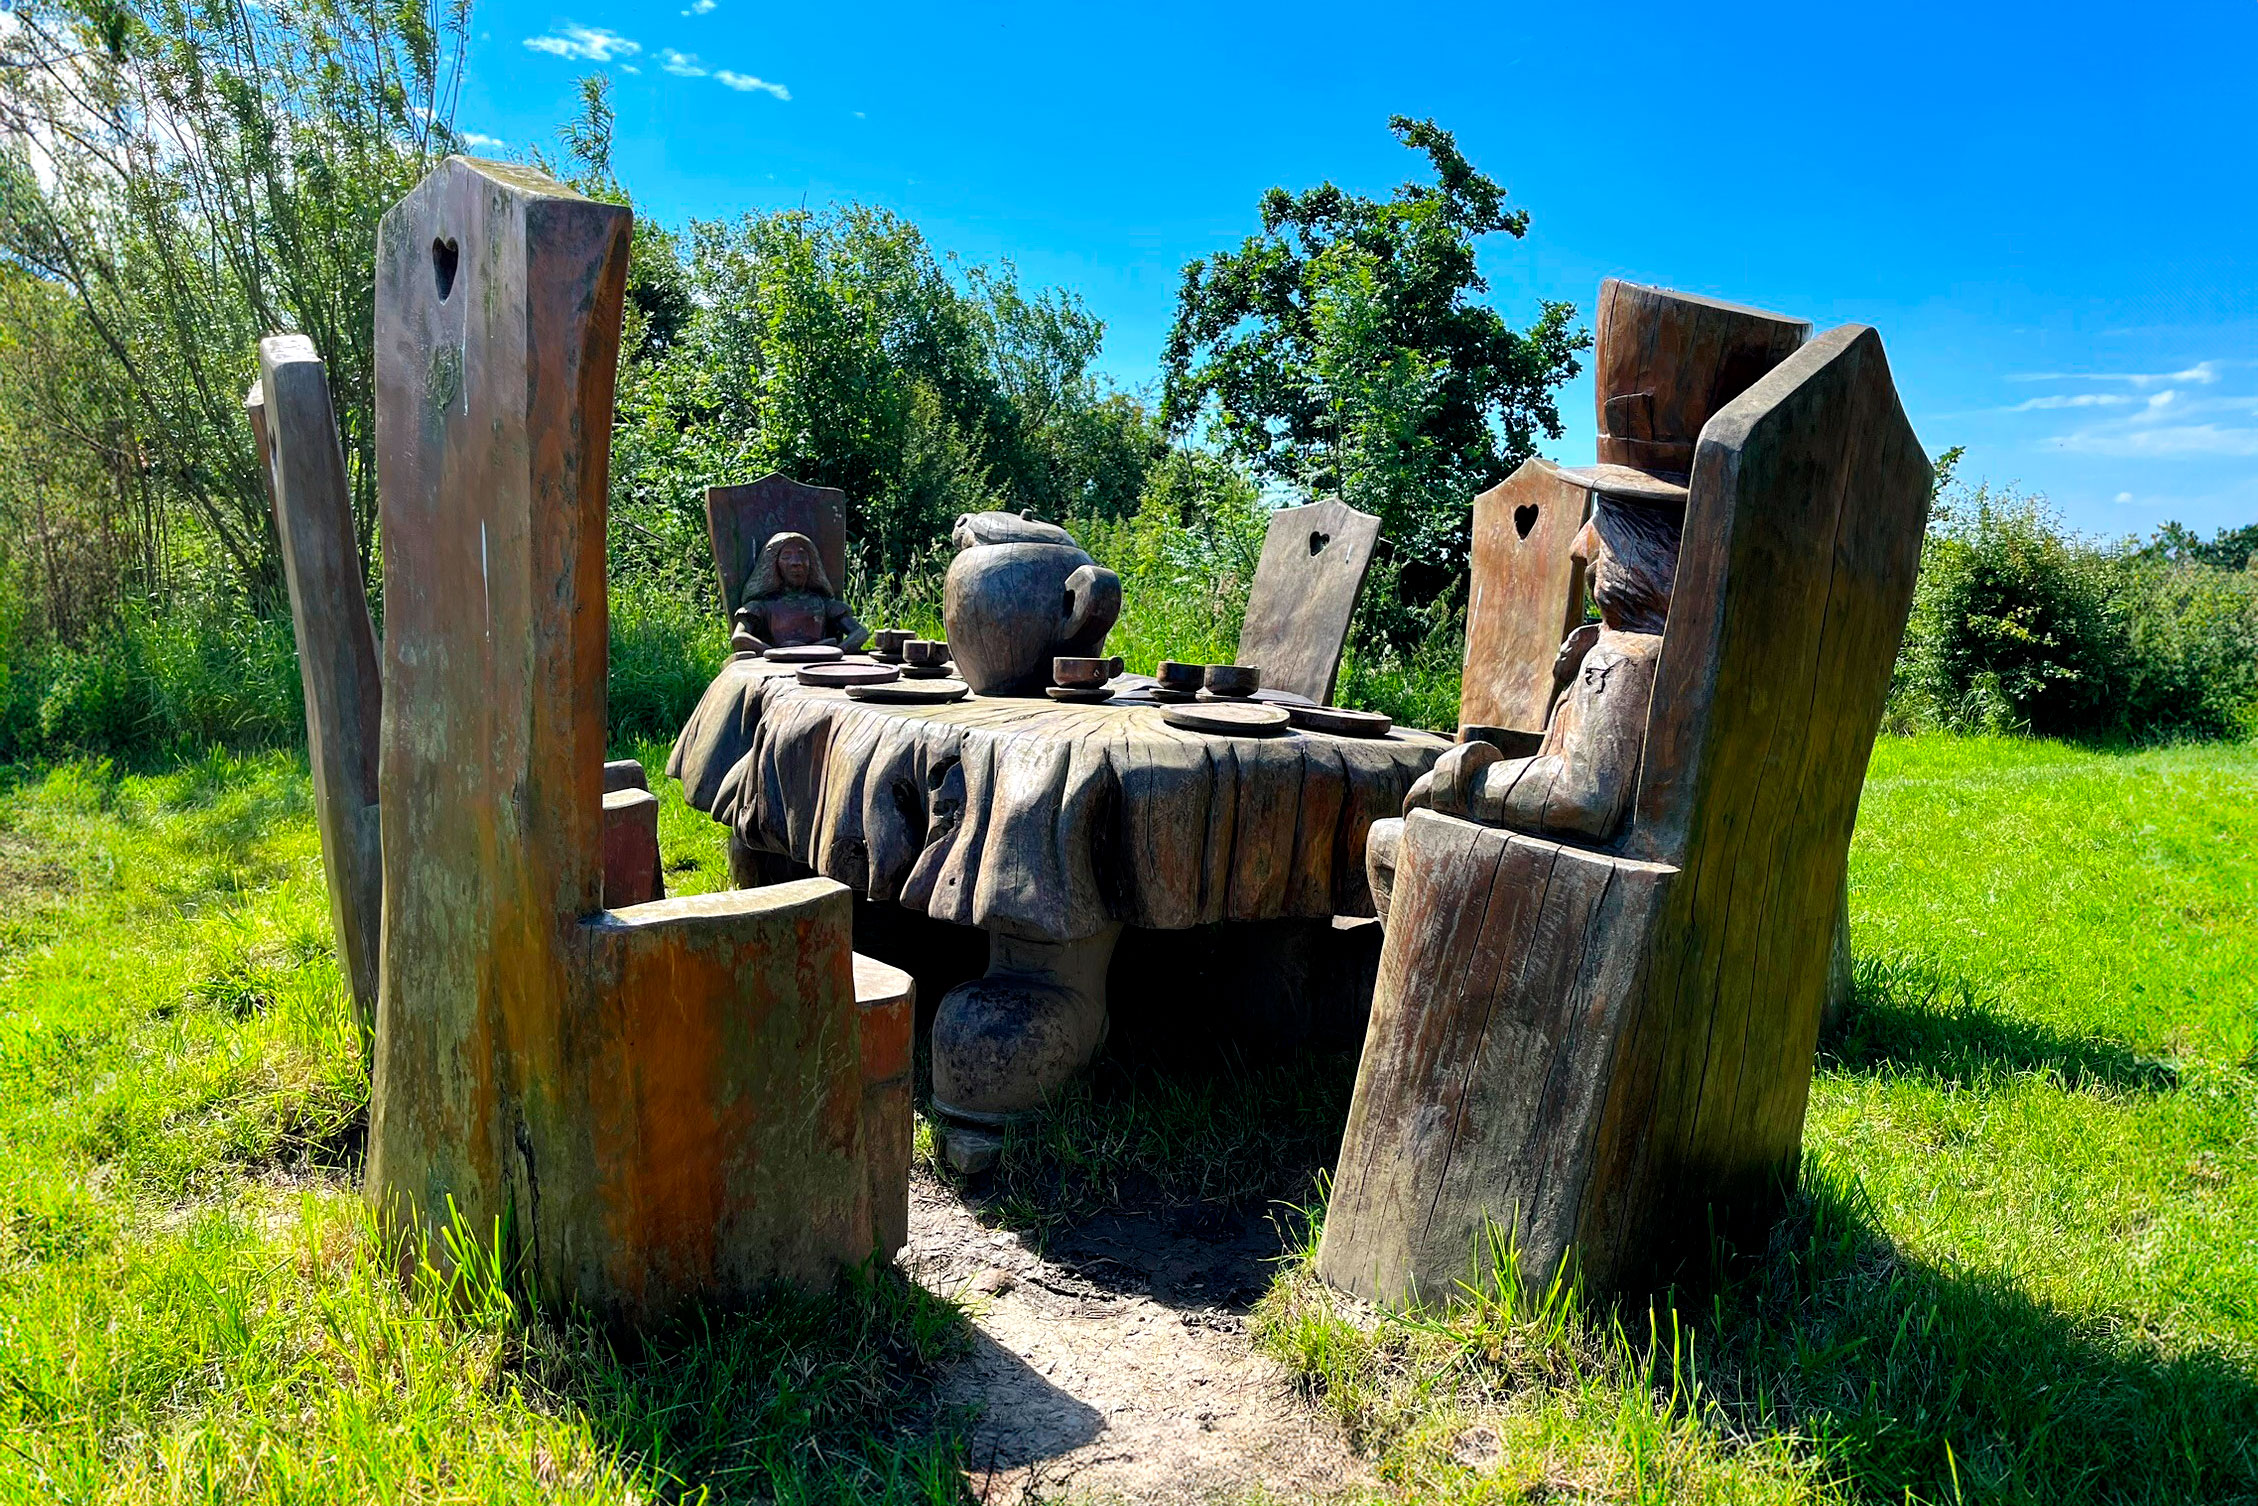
<box><xmin>1589</xmin><ymin>495</ymin><xmax>1680</xmax><ymax>634</ymax></box>
<box><xmin>743</xmin><ymin>531</ymin><xmax>837</xmax><ymax>600</ymax></box>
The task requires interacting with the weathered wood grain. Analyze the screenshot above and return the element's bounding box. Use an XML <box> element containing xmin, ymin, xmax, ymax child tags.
<box><xmin>1461</xmin><ymin>459</ymin><xmax>1589</xmax><ymax>737</ymax></box>
<box><xmin>251</xmin><ymin>336</ymin><xmax>384</xmax><ymax>1057</ymax></box>
<box><xmin>1236</xmin><ymin>498</ymin><xmax>1382</xmax><ymax>705</ymax></box>
<box><xmin>369</xmin><ymin>158</ymin><xmax>881</xmax><ymax>1323</ymax></box>
<box><xmin>706</xmin><ymin>474</ymin><xmax>850</xmax><ymax>632</ymax></box>
<box><xmin>671</xmin><ymin>662</ymin><xmax>1448</xmax><ymax>944</ymax></box>
<box><xmin>1320</xmin><ymin>320</ymin><xmax>1929</xmax><ymax>1303</ymax></box>
<box><xmin>1590</xmin><ymin>279</ymin><xmax>1810</xmax><ymax>477</ymax></box>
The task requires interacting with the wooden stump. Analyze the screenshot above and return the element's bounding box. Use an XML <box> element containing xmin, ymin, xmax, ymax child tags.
<box><xmin>249</xmin><ymin>337</ymin><xmax>383</xmax><ymax>1056</ymax></box>
<box><xmin>367</xmin><ymin>157</ymin><xmax>881</xmax><ymax>1323</ymax></box>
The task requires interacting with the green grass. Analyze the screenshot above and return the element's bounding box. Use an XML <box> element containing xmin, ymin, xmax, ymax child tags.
<box><xmin>2</xmin><ymin>733</ymin><xmax>2253</xmax><ymax>1502</ymax></box>
<box><xmin>1238</xmin><ymin>734</ymin><xmax>2258</xmax><ymax>1504</ymax></box>
<box><xmin>0</xmin><ymin>748</ymin><xmax>972</xmax><ymax>1503</ymax></box>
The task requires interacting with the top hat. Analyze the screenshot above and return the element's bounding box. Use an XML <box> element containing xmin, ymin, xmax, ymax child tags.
<box><xmin>1555</xmin><ymin>280</ymin><xmax>1810</xmax><ymax>507</ymax></box>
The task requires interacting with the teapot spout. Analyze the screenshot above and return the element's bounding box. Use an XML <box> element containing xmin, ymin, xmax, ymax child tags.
<box><xmin>1057</xmin><ymin>563</ymin><xmax>1122</xmax><ymax>657</ymax></box>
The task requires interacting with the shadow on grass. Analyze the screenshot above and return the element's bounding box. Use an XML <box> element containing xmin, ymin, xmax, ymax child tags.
<box><xmin>1820</xmin><ymin>952</ymin><xmax>2180</xmax><ymax>1095</ymax></box>
<box><xmin>1702</xmin><ymin>1159</ymin><xmax>2258</xmax><ymax>1503</ymax></box>
<box><xmin>510</xmin><ymin>1263</ymin><xmax>979</xmax><ymax>1505</ymax></box>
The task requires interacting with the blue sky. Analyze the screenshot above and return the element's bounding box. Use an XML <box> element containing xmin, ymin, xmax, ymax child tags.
<box><xmin>462</xmin><ymin>0</ymin><xmax>2258</xmax><ymax>536</ymax></box>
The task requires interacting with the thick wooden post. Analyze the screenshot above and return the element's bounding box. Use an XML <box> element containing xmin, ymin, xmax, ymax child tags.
<box><xmin>367</xmin><ymin>158</ymin><xmax>876</xmax><ymax>1322</ymax></box>
<box><xmin>249</xmin><ymin>337</ymin><xmax>383</xmax><ymax>1056</ymax></box>
<box><xmin>1319</xmin><ymin>321</ymin><xmax>1929</xmax><ymax>1303</ymax></box>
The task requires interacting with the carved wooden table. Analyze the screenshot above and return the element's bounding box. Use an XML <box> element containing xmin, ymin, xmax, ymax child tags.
<box><xmin>671</xmin><ymin>655</ymin><xmax>1448</xmax><ymax>1126</ymax></box>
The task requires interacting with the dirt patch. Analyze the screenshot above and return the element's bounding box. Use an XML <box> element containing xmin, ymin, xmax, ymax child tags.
<box><xmin>905</xmin><ymin>1172</ymin><xmax>1368</xmax><ymax>1503</ymax></box>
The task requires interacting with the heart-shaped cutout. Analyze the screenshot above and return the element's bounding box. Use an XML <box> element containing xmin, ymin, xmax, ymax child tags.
<box><xmin>432</xmin><ymin>237</ymin><xmax>459</xmax><ymax>302</ymax></box>
<box><xmin>1308</xmin><ymin>529</ymin><xmax>1331</xmax><ymax>556</ymax></box>
<box><xmin>1514</xmin><ymin>503</ymin><xmax>1539</xmax><ymax>539</ymax></box>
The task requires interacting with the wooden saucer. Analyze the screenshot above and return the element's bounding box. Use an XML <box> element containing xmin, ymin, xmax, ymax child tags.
<box><xmin>764</xmin><ymin>644</ymin><xmax>846</xmax><ymax>663</ymax></box>
<box><xmin>1286</xmin><ymin>704</ymin><xmax>1393</xmax><ymax>738</ymax></box>
<box><xmin>798</xmin><ymin>662</ymin><xmax>901</xmax><ymax>688</ymax></box>
<box><xmin>902</xmin><ymin>665</ymin><xmax>953</xmax><ymax>679</ymax></box>
<box><xmin>846</xmin><ymin>679</ymin><xmax>970</xmax><ymax>704</ymax></box>
<box><xmin>1046</xmin><ymin>684</ymin><xmax>1117</xmax><ymax>703</ymax></box>
<box><xmin>1162</xmin><ymin>702</ymin><xmax>1291</xmax><ymax>737</ymax></box>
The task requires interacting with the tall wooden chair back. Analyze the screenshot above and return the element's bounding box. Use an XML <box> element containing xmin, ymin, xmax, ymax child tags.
<box><xmin>367</xmin><ymin>157</ymin><xmax>877</xmax><ymax>1325</ymax></box>
<box><xmin>1458</xmin><ymin>459</ymin><xmax>1589</xmax><ymax>737</ymax></box>
<box><xmin>706</xmin><ymin>473</ymin><xmax>849</xmax><ymax>628</ymax></box>
<box><xmin>1235</xmin><ymin>497</ymin><xmax>1382</xmax><ymax>705</ymax></box>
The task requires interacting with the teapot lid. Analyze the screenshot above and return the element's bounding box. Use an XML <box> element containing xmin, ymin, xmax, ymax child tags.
<box><xmin>952</xmin><ymin>510</ymin><xmax>1077</xmax><ymax>551</ymax></box>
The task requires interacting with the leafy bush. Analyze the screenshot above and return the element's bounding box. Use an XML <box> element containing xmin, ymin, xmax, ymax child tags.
<box><xmin>1892</xmin><ymin>488</ymin><xmax>2258</xmax><ymax>741</ymax></box>
<box><xmin>0</xmin><ymin>605</ymin><xmax>304</xmax><ymax>762</ymax></box>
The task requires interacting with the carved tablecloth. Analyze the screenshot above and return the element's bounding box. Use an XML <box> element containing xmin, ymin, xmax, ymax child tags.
<box><xmin>670</xmin><ymin>656</ymin><xmax>1447</xmax><ymax>942</ymax></box>
<box><xmin>669</xmin><ymin>655</ymin><xmax>1447</xmax><ymax>1127</ymax></box>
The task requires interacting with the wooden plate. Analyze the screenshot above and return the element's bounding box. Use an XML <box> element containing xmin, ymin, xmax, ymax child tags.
<box><xmin>798</xmin><ymin>662</ymin><xmax>901</xmax><ymax>688</ymax></box>
<box><xmin>1045</xmin><ymin>684</ymin><xmax>1117</xmax><ymax>703</ymax></box>
<box><xmin>1162</xmin><ymin>702</ymin><xmax>1291</xmax><ymax>737</ymax></box>
<box><xmin>1286</xmin><ymin>704</ymin><xmax>1393</xmax><ymax>738</ymax></box>
<box><xmin>1198</xmin><ymin>686</ymin><xmax>1316</xmax><ymax>707</ymax></box>
<box><xmin>765</xmin><ymin>644</ymin><xmax>846</xmax><ymax>663</ymax></box>
<box><xmin>846</xmin><ymin>679</ymin><xmax>970</xmax><ymax>704</ymax></box>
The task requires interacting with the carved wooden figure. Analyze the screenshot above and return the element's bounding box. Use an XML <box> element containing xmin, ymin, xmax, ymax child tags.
<box><xmin>1236</xmin><ymin>498</ymin><xmax>1382</xmax><ymax>705</ymax></box>
<box><xmin>1318</xmin><ymin>294</ymin><xmax>1927</xmax><ymax>1306</ymax></box>
<box><xmin>248</xmin><ymin>337</ymin><xmax>383</xmax><ymax>1057</ymax></box>
<box><xmin>366</xmin><ymin>158</ymin><xmax>884</xmax><ymax>1323</ymax></box>
<box><xmin>706</xmin><ymin>472</ymin><xmax>850</xmax><ymax>628</ymax></box>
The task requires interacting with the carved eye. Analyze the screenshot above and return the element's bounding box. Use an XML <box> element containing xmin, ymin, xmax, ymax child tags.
<box><xmin>1514</xmin><ymin>504</ymin><xmax>1538</xmax><ymax>539</ymax></box>
<box><xmin>1308</xmin><ymin>529</ymin><xmax>1331</xmax><ymax>556</ymax></box>
<box><xmin>432</xmin><ymin>237</ymin><xmax>459</xmax><ymax>301</ymax></box>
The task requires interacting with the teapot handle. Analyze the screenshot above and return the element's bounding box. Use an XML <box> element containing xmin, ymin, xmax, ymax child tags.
<box><xmin>1057</xmin><ymin>563</ymin><xmax>1123</xmax><ymax>656</ymax></box>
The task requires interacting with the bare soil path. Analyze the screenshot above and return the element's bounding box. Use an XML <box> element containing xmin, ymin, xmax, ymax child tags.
<box><xmin>904</xmin><ymin>1173</ymin><xmax>1369</xmax><ymax>1504</ymax></box>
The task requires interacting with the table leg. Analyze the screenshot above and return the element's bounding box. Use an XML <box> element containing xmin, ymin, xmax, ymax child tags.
<box><xmin>930</xmin><ymin>923</ymin><xmax>1122</xmax><ymax>1167</ymax></box>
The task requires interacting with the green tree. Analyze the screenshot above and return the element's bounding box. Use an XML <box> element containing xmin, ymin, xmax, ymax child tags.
<box><xmin>1160</xmin><ymin>116</ymin><xmax>1588</xmax><ymax>581</ymax></box>
<box><xmin>609</xmin><ymin>205</ymin><xmax>1164</xmax><ymax>593</ymax></box>
<box><xmin>0</xmin><ymin>0</ymin><xmax>468</xmax><ymax>609</ymax></box>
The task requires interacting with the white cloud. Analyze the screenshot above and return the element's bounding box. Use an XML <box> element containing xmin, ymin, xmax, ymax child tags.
<box><xmin>715</xmin><ymin>70</ymin><xmax>789</xmax><ymax>99</ymax></box>
<box><xmin>682</xmin><ymin>0</ymin><xmax>716</xmax><ymax>12</ymax></box>
<box><xmin>459</xmin><ymin>131</ymin><xmax>508</xmax><ymax>151</ymax></box>
<box><xmin>2056</xmin><ymin>424</ymin><xmax>2258</xmax><ymax>458</ymax></box>
<box><xmin>2115</xmin><ymin>491</ymin><xmax>2134</xmax><ymax>503</ymax></box>
<box><xmin>522</xmin><ymin>24</ymin><xmax>640</xmax><ymax>62</ymax></box>
<box><xmin>2012</xmin><ymin>361</ymin><xmax>2225</xmax><ymax>388</ymax></box>
<box><xmin>2006</xmin><ymin>393</ymin><xmax>2133</xmax><ymax>411</ymax></box>
<box><xmin>659</xmin><ymin>48</ymin><xmax>706</xmax><ymax>76</ymax></box>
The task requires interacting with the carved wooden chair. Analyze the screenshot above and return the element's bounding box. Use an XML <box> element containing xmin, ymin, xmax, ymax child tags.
<box><xmin>1317</xmin><ymin>313</ymin><xmax>1929</xmax><ymax>1305</ymax></box>
<box><xmin>1235</xmin><ymin>497</ymin><xmax>1382</xmax><ymax>705</ymax></box>
<box><xmin>362</xmin><ymin>159</ymin><xmax>911</xmax><ymax>1322</ymax></box>
<box><xmin>705</xmin><ymin>472</ymin><xmax>850</xmax><ymax>634</ymax></box>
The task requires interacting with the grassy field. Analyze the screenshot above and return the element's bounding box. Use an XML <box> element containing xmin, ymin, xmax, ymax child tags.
<box><xmin>0</xmin><ymin>733</ymin><xmax>2251</xmax><ymax>1502</ymax></box>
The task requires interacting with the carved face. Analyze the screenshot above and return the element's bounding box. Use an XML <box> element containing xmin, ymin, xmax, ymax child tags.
<box><xmin>776</xmin><ymin>540</ymin><xmax>811</xmax><ymax>591</ymax></box>
<box><xmin>1574</xmin><ymin>498</ymin><xmax>1679</xmax><ymax>636</ymax></box>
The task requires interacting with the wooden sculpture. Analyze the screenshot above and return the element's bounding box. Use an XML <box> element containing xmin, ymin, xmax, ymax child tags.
<box><xmin>366</xmin><ymin>157</ymin><xmax>886</xmax><ymax>1322</ymax></box>
<box><xmin>1236</xmin><ymin>498</ymin><xmax>1382</xmax><ymax>705</ymax></box>
<box><xmin>1318</xmin><ymin>288</ymin><xmax>1927</xmax><ymax>1306</ymax></box>
<box><xmin>705</xmin><ymin>474</ymin><xmax>860</xmax><ymax>650</ymax></box>
<box><xmin>247</xmin><ymin>337</ymin><xmax>383</xmax><ymax>1057</ymax></box>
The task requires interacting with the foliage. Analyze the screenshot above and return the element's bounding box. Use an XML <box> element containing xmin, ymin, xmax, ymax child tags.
<box><xmin>609</xmin><ymin>204</ymin><xmax>1165</xmax><ymax>604</ymax></box>
<box><xmin>0</xmin><ymin>0</ymin><xmax>469</xmax><ymax>612</ymax></box>
<box><xmin>0</xmin><ymin>751</ymin><xmax>970</xmax><ymax>1502</ymax></box>
<box><xmin>1892</xmin><ymin>486</ymin><xmax>2258</xmax><ymax>740</ymax></box>
<box><xmin>1160</xmin><ymin>116</ymin><xmax>1588</xmax><ymax>585</ymax></box>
